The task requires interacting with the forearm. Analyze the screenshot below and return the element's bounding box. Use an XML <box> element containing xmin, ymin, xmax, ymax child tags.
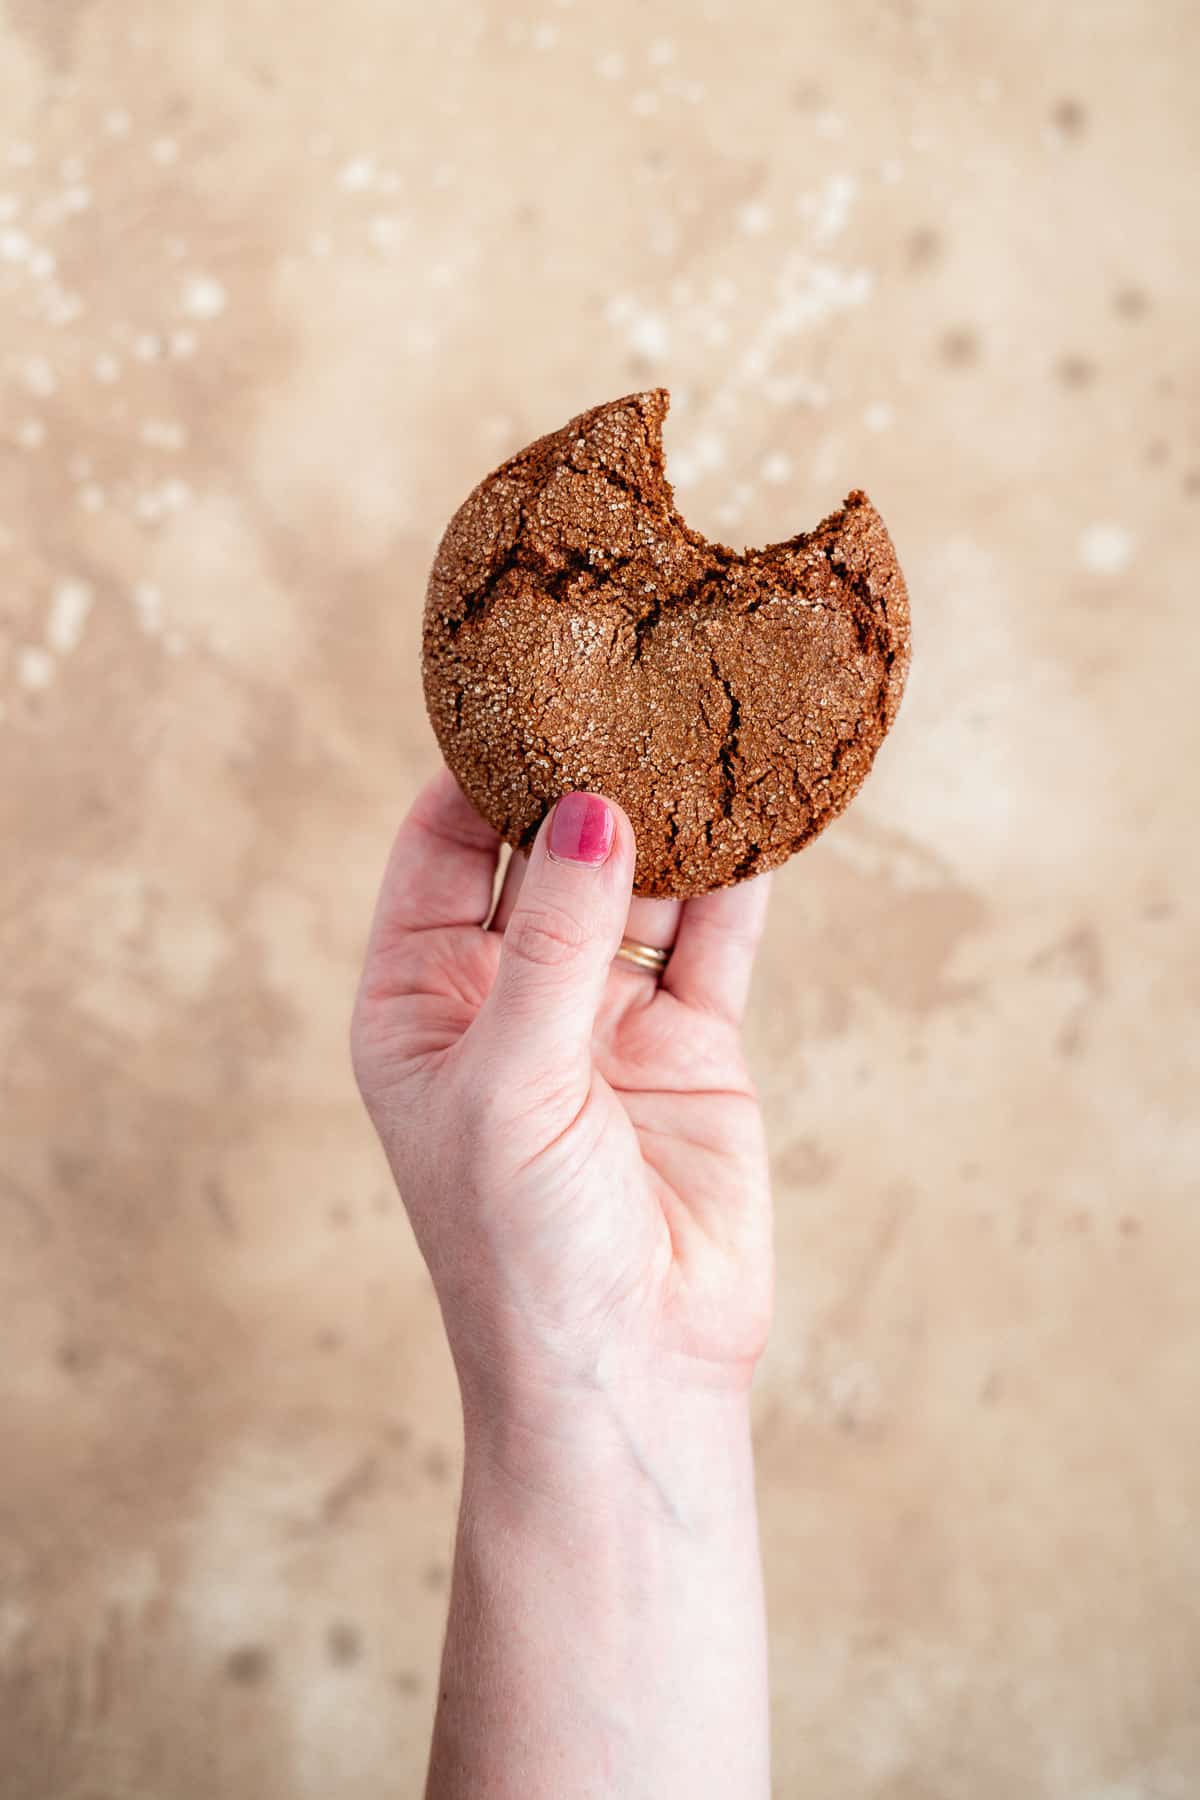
<box><xmin>425</xmin><ymin>1379</ymin><xmax>770</xmax><ymax>1800</ymax></box>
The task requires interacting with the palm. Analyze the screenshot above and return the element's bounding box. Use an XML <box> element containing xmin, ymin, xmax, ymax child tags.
<box><xmin>594</xmin><ymin>980</ymin><xmax>767</xmax><ymax>1224</ymax></box>
<box><xmin>370</xmin><ymin>919</ymin><xmax>772</xmax><ymax>1370</ymax></box>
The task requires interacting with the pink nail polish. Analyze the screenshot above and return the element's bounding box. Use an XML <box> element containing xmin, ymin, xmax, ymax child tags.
<box><xmin>548</xmin><ymin>792</ymin><xmax>614</xmax><ymax>867</ymax></box>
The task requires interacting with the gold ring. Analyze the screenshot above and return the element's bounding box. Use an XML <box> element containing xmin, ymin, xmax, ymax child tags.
<box><xmin>614</xmin><ymin>936</ymin><xmax>670</xmax><ymax>976</ymax></box>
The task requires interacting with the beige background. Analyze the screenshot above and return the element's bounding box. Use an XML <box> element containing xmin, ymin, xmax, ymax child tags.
<box><xmin>2</xmin><ymin>1</ymin><xmax>1198</xmax><ymax>1795</ymax></box>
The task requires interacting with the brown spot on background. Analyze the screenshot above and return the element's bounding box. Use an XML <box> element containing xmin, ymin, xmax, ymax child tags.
<box><xmin>225</xmin><ymin>1646</ymin><xmax>272</xmax><ymax>1687</ymax></box>
<box><xmin>1114</xmin><ymin>286</ymin><xmax>1150</xmax><ymax>319</ymax></box>
<box><xmin>1052</xmin><ymin>96</ymin><xmax>1088</xmax><ymax>136</ymax></box>
<box><xmin>326</xmin><ymin>1623</ymin><xmax>362</xmax><ymax>1667</ymax></box>
<box><xmin>939</xmin><ymin>325</ymin><xmax>980</xmax><ymax>367</ymax></box>
<box><xmin>905</xmin><ymin>226</ymin><xmax>943</xmax><ymax>271</ymax></box>
<box><xmin>1057</xmin><ymin>354</ymin><xmax>1096</xmax><ymax>388</ymax></box>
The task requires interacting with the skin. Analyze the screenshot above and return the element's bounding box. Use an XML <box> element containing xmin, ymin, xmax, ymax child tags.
<box><xmin>352</xmin><ymin>768</ymin><xmax>774</xmax><ymax>1799</ymax></box>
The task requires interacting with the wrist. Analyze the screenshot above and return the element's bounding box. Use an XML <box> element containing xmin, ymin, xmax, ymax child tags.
<box><xmin>460</xmin><ymin>1365</ymin><xmax>759</xmax><ymax>1534</ymax></box>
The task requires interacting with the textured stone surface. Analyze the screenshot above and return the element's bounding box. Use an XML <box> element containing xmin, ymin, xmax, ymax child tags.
<box><xmin>1</xmin><ymin>2</ymin><xmax>1199</xmax><ymax>1797</ymax></box>
<box><xmin>424</xmin><ymin>388</ymin><xmax>909</xmax><ymax>896</ymax></box>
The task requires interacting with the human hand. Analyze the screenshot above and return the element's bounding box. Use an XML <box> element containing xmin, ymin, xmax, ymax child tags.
<box><xmin>351</xmin><ymin>768</ymin><xmax>773</xmax><ymax>1448</ymax></box>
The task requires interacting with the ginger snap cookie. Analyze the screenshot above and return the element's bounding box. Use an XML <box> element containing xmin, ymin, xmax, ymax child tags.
<box><xmin>422</xmin><ymin>389</ymin><xmax>910</xmax><ymax>899</ymax></box>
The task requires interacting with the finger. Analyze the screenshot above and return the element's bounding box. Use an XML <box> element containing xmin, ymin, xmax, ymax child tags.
<box><xmin>365</xmin><ymin>766</ymin><xmax>501</xmax><ymax>955</ymax></box>
<box><xmin>487</xmin><ymin>848</ymin><xmax>528</xmax><ymax>934</ymax></box>
<box><xmin>473</xmin><ymin>792</ymin><xmax>635</xmax><ymax>1088</ymax></box>
<box><xmin>661</xmin><ymin>873</ymin><xmax>772</xmax><ymax>1025</ymax></box>
<box><xmin>612</xmin><ymin>893</ymin><xmax>682</xmax><ymax>992</ymax></box>
<box><xmin>623</xmin><ymin>895</ymin><xmax>682</xmax><ymax>954</ymax></box>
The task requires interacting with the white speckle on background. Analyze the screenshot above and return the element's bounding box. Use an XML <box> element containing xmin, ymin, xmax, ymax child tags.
<box><xmin>104</xmin><ymin>109</ymin><xmax>132</xmax><ymax>136</ymax></box>
<box><xmin>59</xmin><ymin>156</ymin><xmax>85</xmax><ymax>182</ymax></box>
<box><xmin>46</xmin><ymin>289</ymin><xmax>83</xmax><ymax>325</ymax></box>
<box><xmin>762</xmin><ymin>451</ymin><xmax>793</xmax><ymax>485</ymax></box>
<box><xmin>132</xmin><ymin>583</ymin><xmax>163</xmax><ymax>634</ymax></box>
<box><xmin>631</xmin><ymin>90</ymin><xmax>659</xmax><ymax>116</ymax></box>
<box><xmin>814</xmin><ymin>110</ymin><xmax>845</xmax><ymax>138</ymax></box>
<box><xmin>17</xmin><ymin>647</ymin><xmax>54</xmax><ymax>690</ymax></box>
<box><xmin>309</xmin><ymin>231</ymin><xmax>332</xmax><ymax>257</ymax></box>
<box><xmin>765</xmin><ymin>375</ymin><xmax>829</xmax><ymax>409</ymax></box>
<box><xmin>79</xmin><ymin>484</ymin><xmax>105</xmax><ymax>512</ymax></box>
<box><xmin>1079</xmin><ymin>523</ymin><xmax>1134</xmax><ymax>576</ymax></box>
<box><xmin>670</xmin><ymin>431</ymin><xmax>726</xmax><ymax>488</ymax></box>
<box><xmin>7</xmin><ymin>143</ymin><xmax>34</xmax><ymax>168</ymax></box>
<box><xmin>626</xmin><ymin>309</ymin><xmax>668</xmax><ymax>359</ymax></box>
<box><xmin>151</xmin><ymin>137</ymin><xmax>179</xmax><ymax>166</ymax></box>
<box><xmin>0</xmin><ymin>228</ymin><xmax>30</xmax><ymax>262</ymax></box>
<box><xmin>339</xmin><ymin>156</ymin><xmax>376</xmax><ymax>192</ymax></box>
<box><xmin>94</xmin><ymin>352</ymin><xmax>121</xmax><ymax>383</ymax></box>
<box><xmin>182</xmin><ymin>274</ymin><xmax>227</xmax><ymax>319</ymax></box>
<box><xmin>880</xmin><ymin>158</ymin><xmax>904</xmax><ymax>184</ymax></box>
<box><xmin>141</xmin><ymin>419</ymin><xmax>187</xmax><ymax>450</ymax></box>
<box><xmin>62</xmin><ymin>184</ymin><xmax>91</xmax><ymax>214</ymax></box>
<box><xmin>0</xmin><ymin>195</ymin><xmax>17</xmax><ymax>222</ymax></box>
<box><xmin>48</xmin><ymin>579</ymin><xmax>94</xmax><ymax>654</ymax></box>
<box><xmin>16</xmin><ymin>419</ymin><xmax>45</xmax><ymax>449</ymax></box>
<box><xmin>811</xmin><ymin>172</ymin><xmax>858</xmax><ymax>245</ymax></box>
<box><xmin>648</xmin><ymin>38</ymin><xmax>677</xmax><ymax>65</ymax></box>
<box><xmin>595</xmin><ymin>51</ymin><xmax>626</xmax><ymax>79</ymax></box>
<box><xmin>737</xmin><ymin>201</ymin><xmax>772</xmax><ymax>235</ymax></box>
<box><xmin>531</xmin><ymin>22</ymin><xmax>558</xmax><ymax>50</ymax></box>
<box><xmin>368</xmin><ymin>216</ymin><xmax>405</xmax><ymax>252</ymax></box>
<box><xmin>161</xmin><ymin>479</ymin><xmax>191</xmax><ymax>512</ymax></box>
<box><xmin>23</xmin><ymin>356</ymin><xmax>56</xmax><ymax>397</ymax></box>
<box><xmin>28</xmin><ymin>248</ymin><xmax>55</xmax><ymax>279</ymax></box>
<box><xmin>169</xmin><ymin>329</ymin><xmax>197</xmax><ymax>359</ymax></box>
<box><xmin>715</xmin><ymin>482</ymin><xmax>754</xmax><ymax>529</ymax></box>
<box><xmin>865</xmin><ymin>402</ymin><xmax>894</xmax><ymax>432</ymax></box>
<box><xmin>134</xmin><ymin>332</ymin><xmax>163</xmax><ymax>360</ymax></box>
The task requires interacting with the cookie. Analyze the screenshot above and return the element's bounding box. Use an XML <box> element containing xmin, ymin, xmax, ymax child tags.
<box><xmin>422</xmin><ymin>389</ymin><xmax>910</xmax><ymax>899</ymax></box>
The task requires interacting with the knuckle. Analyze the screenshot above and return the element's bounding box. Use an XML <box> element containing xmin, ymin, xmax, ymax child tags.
<box><xmin>504</xmin><ymin>903</ymin><xmax>588</xmax><ymax>971</ymax></box>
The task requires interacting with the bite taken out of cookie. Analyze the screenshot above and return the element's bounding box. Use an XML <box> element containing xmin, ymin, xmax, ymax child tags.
<box><xmin>422</xmin><ymin>389</ymin><xmax>910</xmax><ymax>899</ymax></box>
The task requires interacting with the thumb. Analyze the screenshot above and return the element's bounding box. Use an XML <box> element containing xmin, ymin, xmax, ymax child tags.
<box><xmin>474</xmin><ymin>792</ymin><xmax>634</xmax><ymax>1090</ymax></box>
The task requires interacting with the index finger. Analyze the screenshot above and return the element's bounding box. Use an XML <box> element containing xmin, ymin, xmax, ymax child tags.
<box><xmin>365</xmin><ymin>766</ymin><xmax>501</xmax><ymax>957</ymax></box>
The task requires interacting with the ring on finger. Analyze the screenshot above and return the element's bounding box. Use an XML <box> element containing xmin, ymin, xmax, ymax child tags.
<box><xmin>613</xmin><ymin>936</ymin><xmax>670</xmax><ymax>977</ymax></box>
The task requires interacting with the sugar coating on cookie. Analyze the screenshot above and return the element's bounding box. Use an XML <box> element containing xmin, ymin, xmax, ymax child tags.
<box><xmin>422</xmin><ymin>389</ymin><xmax>911</xmax><ymax>899</ymax></box>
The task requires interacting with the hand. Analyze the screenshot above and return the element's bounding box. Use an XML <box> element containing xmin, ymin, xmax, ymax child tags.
<box><xmin>354</xmin><ymin>769</ymin><xmax>776</xmax><ymax>1797</ymax></box>
<box><xmin>351</xmin><ymin>768</ymin><xmax>774</xmax><ymax>1437</ymax></box>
